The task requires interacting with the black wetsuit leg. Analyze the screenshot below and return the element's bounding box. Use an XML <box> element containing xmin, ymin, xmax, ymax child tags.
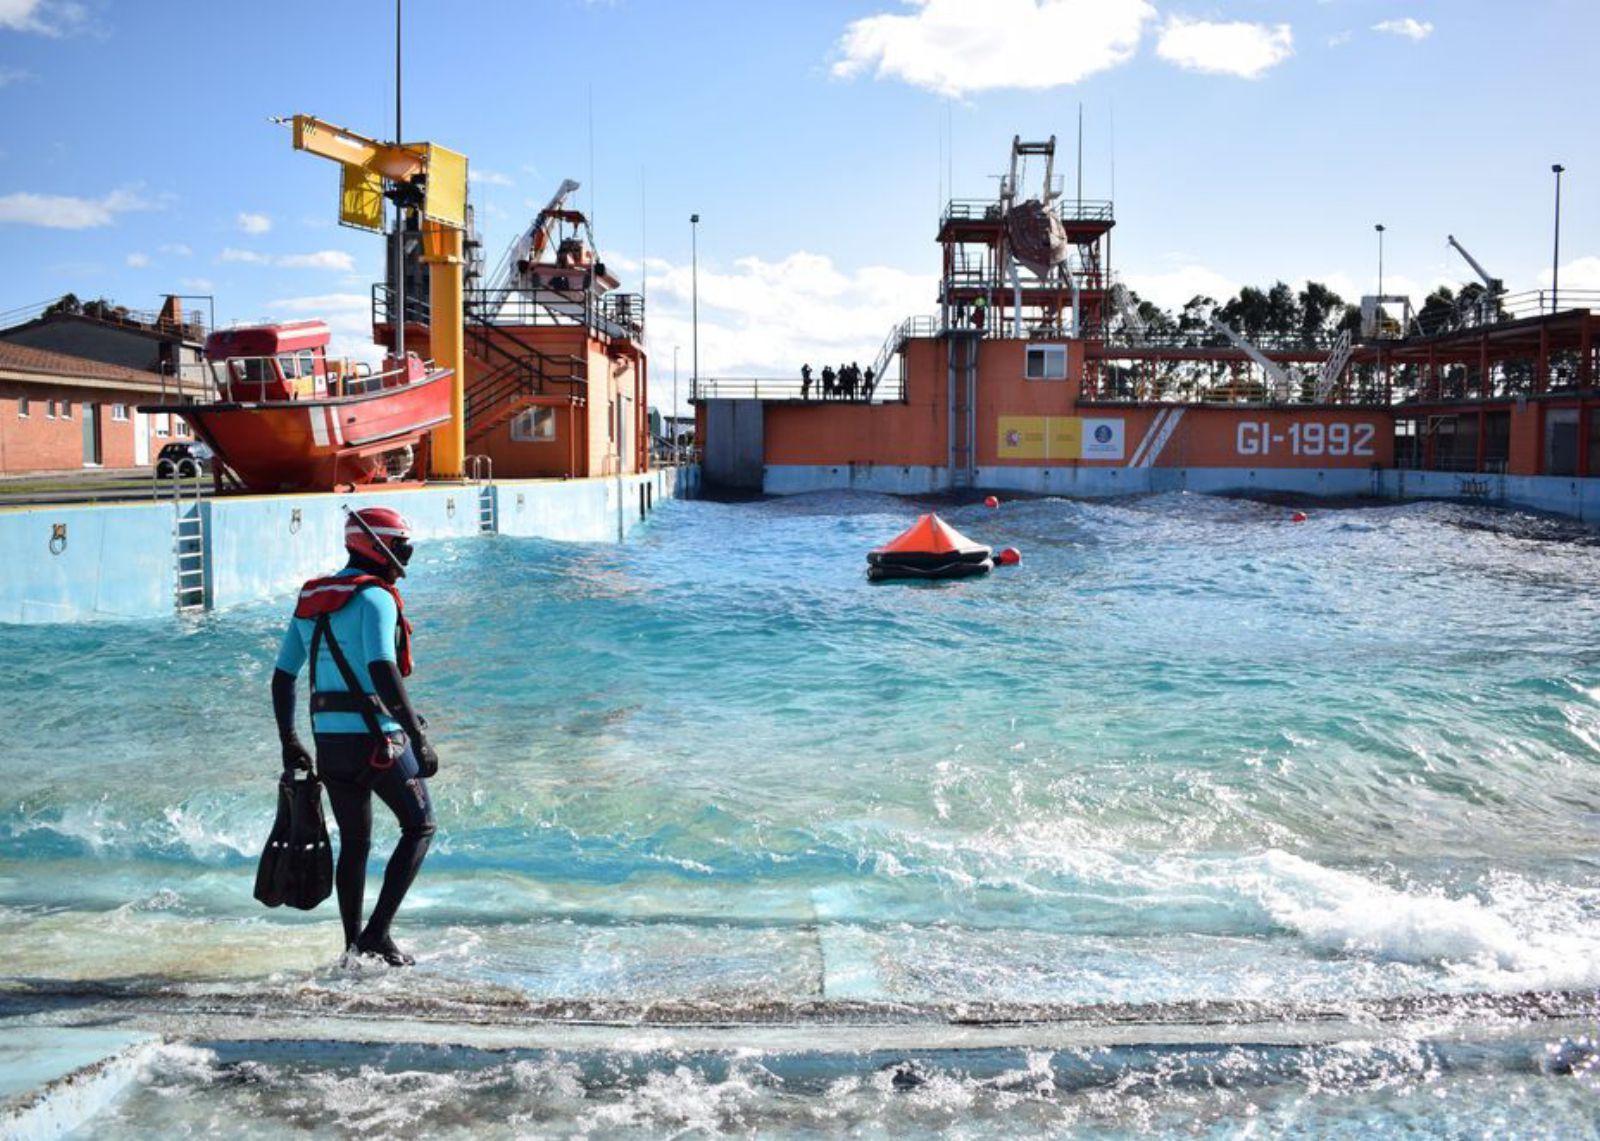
<box><xmin>315</xmin><ymin>733</ymin><xmax>437</xmax><ymax>948</ymax></box>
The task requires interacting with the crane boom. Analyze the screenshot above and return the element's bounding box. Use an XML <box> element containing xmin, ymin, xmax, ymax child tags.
<box><xmin>482</xmin><ymin>178</ymin><xmax>582</xmax><ymax>316</ymax></box>
<box><xmin>1446</xmin><ymin>235</ymin><xmax>1503</xmax><ymax>294</ymax></box>
<box><xmin>1209</xmin><ymin>316</ymin><xmax>1300</xmax><ymax>400</ymax></box>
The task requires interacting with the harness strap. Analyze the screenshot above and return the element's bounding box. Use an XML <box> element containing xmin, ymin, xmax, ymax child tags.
<box><xmin>309</xmin><ymin>614</ymin><xmax>388</xmax><ymax>742</ymax></box>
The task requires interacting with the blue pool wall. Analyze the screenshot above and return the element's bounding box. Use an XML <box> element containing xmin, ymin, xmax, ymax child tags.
<box><xmin>0</xmin><ymin>467</ymin><xmax>699</xmax><ymax>625</ymax></box>
<box><xmin>761</xmin><ymin>463</ymin><xmax>1600</xmax><ymax>522</ymax></box>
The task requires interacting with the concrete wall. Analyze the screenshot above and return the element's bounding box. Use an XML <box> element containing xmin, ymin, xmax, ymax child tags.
<box><xmin>761</xmin><ymin>461</ymin><xmax>1600</xmax><ymax>523</ymax></box>
<box><xmin>1</xmin><ymin>320</ymin><xmax>201</xmax><ymax>374</ymax></box>
<box><xmin>0</xmin><ymin>467</ymin><xmax>701</xmax><ymax>626</ymax></box>
<box><xmin>0</xmin><ymin>501</ymin><xmax>176</xmax><ymax>623</ymax></box>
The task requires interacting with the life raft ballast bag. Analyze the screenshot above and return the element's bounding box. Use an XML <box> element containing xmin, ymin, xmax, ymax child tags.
<box><xmin>867</xmin><ymin>513</ymin><xmax>993</xmax><ymax>581</ymax></box>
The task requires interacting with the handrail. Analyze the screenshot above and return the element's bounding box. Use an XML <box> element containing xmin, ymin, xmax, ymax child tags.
<box><xmin>941</xmin><ymin>197</ymin><xmax>1114</xmax><ymax>228</ymax></box>
<box><xmin>0</xmin><ymin>296</ymin><xmax>208</xmax><ymax>340</ymax></box>
<box><xmin>691</xmin><ymin>374</ymin><xmax>904</xmax><ymax>403</ymax></box>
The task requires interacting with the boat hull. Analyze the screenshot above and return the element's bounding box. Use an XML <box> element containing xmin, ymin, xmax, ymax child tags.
<box><xmin>142</xmin><ymin>369</ymin><xmax>452</xmax><ymax>492</ymax></box>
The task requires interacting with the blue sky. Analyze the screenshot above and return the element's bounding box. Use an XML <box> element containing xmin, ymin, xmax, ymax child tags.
<box><xmin>1</xmin><ymin>0</ymin><xmax>1595</xmax><ymax>412</ymax></box>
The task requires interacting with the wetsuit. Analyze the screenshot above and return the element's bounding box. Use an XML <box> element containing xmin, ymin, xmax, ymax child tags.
<box><xmin>274</xmin><ymin>566</ymin><xmax>435</xmax><ymax>955</ymax></box>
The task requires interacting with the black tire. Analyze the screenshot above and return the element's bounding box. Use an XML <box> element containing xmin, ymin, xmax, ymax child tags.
<box><xmin>178</xmin><ymin>460</ymin><xmax>199</xmax><ymax>478</ymax></box>
<box><xmin>156</xmin><ymin>461</ymin><xmax>175</xmax><ymax>479</ymax></box>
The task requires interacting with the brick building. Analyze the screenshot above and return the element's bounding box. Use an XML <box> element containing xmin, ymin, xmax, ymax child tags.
<box><xmin>0</xmin><ymin>341</ymin><xmax>191</xmax><ymax>473</ymax></box>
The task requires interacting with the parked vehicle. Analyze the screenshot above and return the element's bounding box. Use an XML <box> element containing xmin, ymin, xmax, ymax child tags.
<box><xmin>155</xmin><ymin>441</ymin><xmax>214</xmax><ymax>479</ymax></box>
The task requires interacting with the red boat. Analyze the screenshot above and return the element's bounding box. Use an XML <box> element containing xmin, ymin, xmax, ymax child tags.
<box><xmin>141</xmin><ymin>320</ymin><xmax>452</xmax><ymax>492</ymax></box>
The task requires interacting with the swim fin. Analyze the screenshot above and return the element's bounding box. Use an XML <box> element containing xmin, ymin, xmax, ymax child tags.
<box><xmin>253</xmin><ymin>771</ymin><xmax>334</xmax><ymax>911</ymax></box>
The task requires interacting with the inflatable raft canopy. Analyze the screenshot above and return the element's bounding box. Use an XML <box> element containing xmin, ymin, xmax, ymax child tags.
<box><xmin>867</xmin><ymin>513</ymin><xmax>993</xmax><ymax>581</ymax></box>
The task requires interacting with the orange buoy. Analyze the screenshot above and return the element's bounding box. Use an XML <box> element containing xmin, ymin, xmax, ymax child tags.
<box><xmin>1291</xmin><ymin>511</ymin><xmax>1308</xmax><ymax>523</ymax></box>
<box><xmin>997</xmin><ymin>546</ymin><xmax>1021</xmax><ymax>566</ymax></box>
<box><xmin>983</xmin><ymin>495</ymin><xmax>1000</xmax><ymax>509</ymax></box>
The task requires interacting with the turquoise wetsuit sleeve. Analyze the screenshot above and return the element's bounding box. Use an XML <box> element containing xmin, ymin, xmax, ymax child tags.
<box><xmin>360</xmin><ymin>588</ymin><xmax>399</xmax><ymax>667</ymax></box>
<box><xmin>275</xmin><ymin>618</ymin><xmax>307</xmax><ymax>675</ymax></box>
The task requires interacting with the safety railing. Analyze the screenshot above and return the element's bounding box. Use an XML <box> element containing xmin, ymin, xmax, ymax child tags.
<box><xmin>691</xmin><ymin>373</ymin><xmax>902</xmax><ymax>403</ymax></box>
<box><xmin>941</xmin><ymin>198</ymin><xmax>1114</xmax><ymax>228</ymax></box>
<box><xmin>457</xmin><ymin>287</ymin><xmax>645</xmax><ymax>343</ymax></box>
<box><xmin>0</xmin><ymin>296</ymin><xmax>208</xmax><ymax>342</ymax></box>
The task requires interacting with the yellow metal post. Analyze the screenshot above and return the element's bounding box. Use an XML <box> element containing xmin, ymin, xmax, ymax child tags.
<box><xmin>422</xmin><ymin>221</ymin><xmax>464</xmax><ymax>478</ymax></box>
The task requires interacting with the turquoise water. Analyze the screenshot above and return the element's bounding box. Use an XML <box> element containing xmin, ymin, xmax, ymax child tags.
<box><xmin>4</xmin><ymin>492</ymin><xmax>1600</xmax><ymax>1134</ymax></box>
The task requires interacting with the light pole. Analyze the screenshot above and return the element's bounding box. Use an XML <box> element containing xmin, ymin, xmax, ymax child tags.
<box><xmin>690</xmin><ymin>214</ymin><xmax>699</xmax><ymax>401</ymax></box>
<box><xmin>1375</xmin><ymin>223</ymin><xmax>1385</xmax><ymax>300</ymax></box>
<box><xmin>1551</xmin><ymin>164</ymin><xmax>1565</xmax><ymax>314</ymax></box>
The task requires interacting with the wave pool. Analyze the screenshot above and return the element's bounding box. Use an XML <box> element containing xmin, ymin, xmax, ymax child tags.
<box><xmin>3</xmin><ymin>491</ymin><xmax>1599</xmax><ymax>1135</ymax></box>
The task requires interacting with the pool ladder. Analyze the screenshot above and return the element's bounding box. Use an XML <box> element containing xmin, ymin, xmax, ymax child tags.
<box><xmin>466</xmin><ymin>454</ymin><xmax>496</xmax><ymax>534</ymax></box>
<box><xmin>163</xmin><ymin>469</ymin><xmax>208</xmax><ymax>611</ymax></box>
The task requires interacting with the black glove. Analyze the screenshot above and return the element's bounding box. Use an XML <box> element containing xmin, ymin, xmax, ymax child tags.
<box><xmin>282</xmin><ymin>740</ymin><xmax>313</xmax><ymax>774</ymax></box>
<box><xmin>415</xmin><ymin>736</ymin><xmax>440</xmax><ymax>779</ymax></box>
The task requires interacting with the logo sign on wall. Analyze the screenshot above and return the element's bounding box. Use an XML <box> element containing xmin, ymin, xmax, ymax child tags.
<box><xmin>996</xmin><ymin>416</ymin><xmax>1125</xmax><ymax>461</ymax></box>
<box><xmin>1080</xmin><ymin>418</ymin><xmax>1124</xmax><ymax>460</ymax></box>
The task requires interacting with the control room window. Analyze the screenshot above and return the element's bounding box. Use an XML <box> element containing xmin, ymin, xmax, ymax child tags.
<box><xmin>16</xmin><ymin>396</ymin><xmax>28</xmax><ymax>418</ymax></box>
<box><xmin>61</xmin><ymin>399</ymin><xmax>72</xmax><ymax>419</ymax></box>
<box><xmin>111</xmin><ymin>403</ymin><xmax>129</xmax><ymax>421</ymax></box>
<box><xmin>509</xmin><ymin>407</ymin><xmax>557</xmax><ymax>442</ymax></box>
<box><xmin>47</xmin><ymin>399</ymin><xmax>58</xmax><ymax>419</ymax></box>
<box><xmin>1026</xmin><ymin>344</ymin><xmax>1068</xmax><ymax>380</ymax></box>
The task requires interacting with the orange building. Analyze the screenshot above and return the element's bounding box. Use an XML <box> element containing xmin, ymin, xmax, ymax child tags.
<box><xmin>383</xmin><ymin>195</ymin><xmax>649</xmax><ymax>481</ymax></box>
<box><xmin>697</xmin><ymin>135</ymin><xmax>1598</xmax><ymax>515</ymax></box>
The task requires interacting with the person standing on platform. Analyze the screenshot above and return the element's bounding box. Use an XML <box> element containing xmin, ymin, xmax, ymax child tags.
<box><xmin>801</xmin><ymin>363</ymin><xmax>813</xmax><ymax>400</ymax></box>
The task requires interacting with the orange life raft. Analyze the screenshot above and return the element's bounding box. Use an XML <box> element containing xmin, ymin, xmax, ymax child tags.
<box><xmin>867</xmin><ymin>513</ymin><xmax>993</xmax><ymax>581</ymax></box>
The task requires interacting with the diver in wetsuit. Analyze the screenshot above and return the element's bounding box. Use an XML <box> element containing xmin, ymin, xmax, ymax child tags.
<box><xmin>271</xmin><ymin>506</ymin><xmax>439</xmax><ymax>967</ymax></box>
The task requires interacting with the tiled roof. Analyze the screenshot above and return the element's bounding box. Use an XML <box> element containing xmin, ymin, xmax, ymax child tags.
<box><xmin>0</xmin><ymin>340</ymin><xmax>164</xmax><ymax>386</ymax></box>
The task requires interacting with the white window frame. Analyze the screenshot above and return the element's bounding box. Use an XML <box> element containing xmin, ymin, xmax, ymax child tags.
<box><xmin>16</xmin><ymin>395</ymin><xmax>28</xmax><ymax>418</ymax></box>
<box><xmin>509</xmin><ymin>407</ymin><xmax>557</xmax><ymax>442</ymax></box>
<box><xmin>61</xmin><ymin>399</ymin><xmax>72</xmax><ymax>419</ymax></box>
<box><xmin>112</xmin><ymin>403</ymin><xmax>129</xmax><ymax>421</ymax></box>
<box><xmin>1025</xmin><ymin>344</ymin><xmax>1068</xmax><ymax>381</ymax></box>
<box><xmin>155</xmin><ymin>415</ymin><xmax>171</xmax><ymax>438</ymax></box>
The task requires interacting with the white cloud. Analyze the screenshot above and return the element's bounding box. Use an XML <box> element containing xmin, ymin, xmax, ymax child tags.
<box><xmin>265</xmin><ymin>292</ymin><xmax>369</xmax><ymax>314</ymax></box>
<box><xmin>125</xmin><ymin>252</ymin><xmax>149</xmax><ymax>268</ymax></box>
<box><xmin>266</xmin><ymin>293</ymin><xmax>377</xmax><ymax>364</ymax></box>
<box><xmin>237</xmin><ymin>211</ymin><xmax>272</xmax><ymax>234</ymax></box>
<box><xmin>1372</xmin><ymin>18</ymin><xmax>1433</xmax><ymax>42</ymax></box>
<box><xmin>0</xmin><ymin>187</ymin><xmax>158</xmax><ymax>229</ymax></box>
<box><xmin>0</xmin><ymin>65</ymin><xmax>33</xmax><ymax>86</ymax></box>
<box><xmin>632</xmin><ymin>248</ymin><xmax>936</xmax><ymax>384</ymax></box>
<box><xmin>1122</xmin><ymin>264</ymin><xmax>1240</xmax><ymax>312</ymax></box>
<box><xmin>0</xmin><ymin>0</ymin><xmax>89</xmax><ymax>36</ymax></box>
<box><xmin>217</xmin><ymin>247</ymin><xmax>356</xmax><ymax>271</ymax></box>
<box><xmin>469</xmin><ymin>169</ymin><xmax>514</xmax><ymax>187</ymax></box>
<box><xmin>1328</xmin><ymin>30</ymin><xmax>1353</xmax><ymax>48</ymax></box>
<box><xmin>1156</xmin><ymin>17</ymin><xmax>1293</xmax><ymax>79</ymax></box>
<box><xmin>160</xmin><ymin>242</ymin><xmax>192</xmax><ymax>257</ymax></box>
<box><xmin>277</xmin><ymin>250</ymin><xmax>355</xmax><ymax>271</ymax></box>
<box><xmin>1537</xmin><ymin>256</ymin><xmax>1600</xmax><ymax>293</ymax></box>
<box><xmin>833</xmin><ymin>0</ymin><xmax>1155</xmax><ymax>97</ymax></box>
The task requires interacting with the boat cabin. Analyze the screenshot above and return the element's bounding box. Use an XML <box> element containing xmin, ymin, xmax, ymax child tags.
<box><xmin>204</xmin><ymin>320</ymin><xmax>423</xmax><ymax>403</ymax></box>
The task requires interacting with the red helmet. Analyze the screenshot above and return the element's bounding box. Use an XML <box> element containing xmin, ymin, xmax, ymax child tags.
<box><xmin>345</xmin><ymin>506</ymin><xmax>414</xmax><ymax>574</ymax></box>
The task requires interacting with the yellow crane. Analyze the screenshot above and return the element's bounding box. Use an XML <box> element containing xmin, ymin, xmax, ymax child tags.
<box><xmin>283</xmin><ymin>113</ymin><xmax>469</xmax><ymax>479</ymax></box>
